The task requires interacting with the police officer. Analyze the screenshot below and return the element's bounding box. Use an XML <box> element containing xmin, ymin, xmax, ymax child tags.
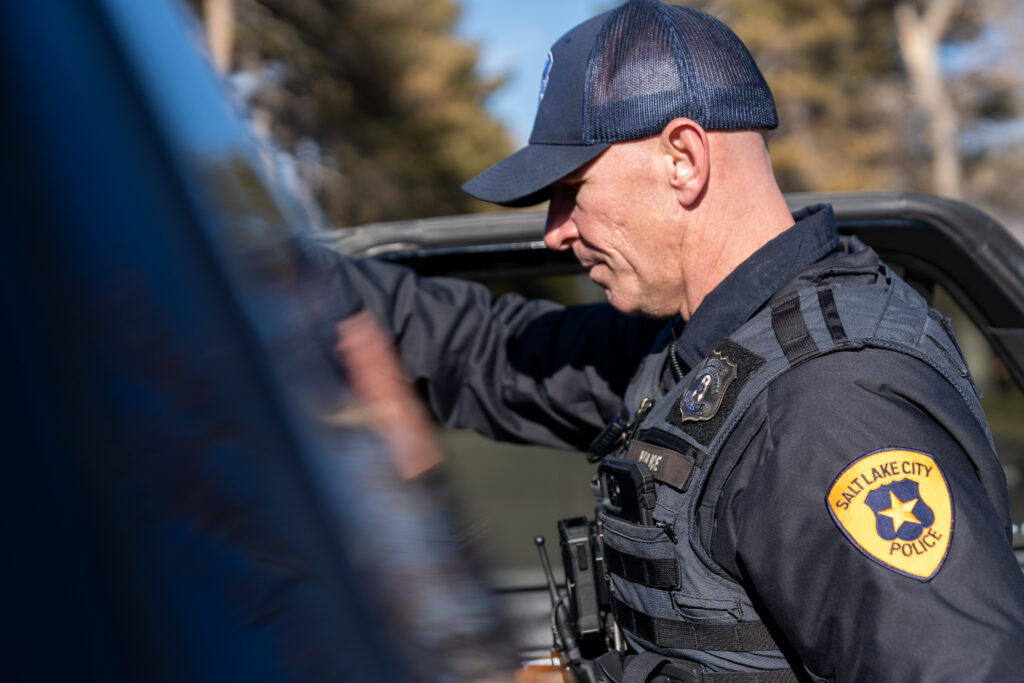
<box><xmin>304</xmin><ymin>0</ymin><xmax>1024</xmax><ymax>679</ymax></box>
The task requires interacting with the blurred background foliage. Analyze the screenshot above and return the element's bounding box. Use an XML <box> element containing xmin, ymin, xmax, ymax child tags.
<box><xmin>189</xmin><ymin>0</ymin><xmax>514</xmax><ymax>227</ymax></box>
<box><xmin>190</xmin><ymin>0</ymin><xmax>1024</xmax><ymax>234</ymax></box>
<box><xmin>681</xmin><ymin>0</ymin><xmax>1024</xmax><ymax>222</ymax></box>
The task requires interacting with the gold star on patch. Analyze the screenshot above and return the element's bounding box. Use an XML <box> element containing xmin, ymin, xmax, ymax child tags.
<box><xmin>878</xmin><ymin>491</ymin><xmax>921</xmax><ymax>533</ymax></box>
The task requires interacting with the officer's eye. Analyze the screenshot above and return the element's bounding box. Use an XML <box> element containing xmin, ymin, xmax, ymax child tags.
<box><xmin>553</xmin><ymin>180</ymin><xmax>583</xmax><ymax>199</ymax></box>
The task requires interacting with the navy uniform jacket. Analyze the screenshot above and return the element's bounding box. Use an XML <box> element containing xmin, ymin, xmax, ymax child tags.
<box><xmin>297</xmin><ymin>205</ymin><xmax>1024</xmax><ymax>680</ymax></box>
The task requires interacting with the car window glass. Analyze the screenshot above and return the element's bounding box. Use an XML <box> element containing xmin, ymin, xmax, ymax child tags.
<box><xmin>933</xmin><ymin>285</ymin><xmax>1024</xmax><ymax>547</ymax></box>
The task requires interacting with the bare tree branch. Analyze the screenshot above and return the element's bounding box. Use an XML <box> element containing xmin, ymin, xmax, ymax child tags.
<box><xmin>895</xmin><ymin>0</ymin><xmax>963</xmax><ymax>198</ymax></box>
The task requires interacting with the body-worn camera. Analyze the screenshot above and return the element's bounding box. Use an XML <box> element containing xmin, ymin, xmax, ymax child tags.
<box><xmin>598</xmin><ymin>457</ymin><xmax>657</xmax><ymax>525</ymax></box>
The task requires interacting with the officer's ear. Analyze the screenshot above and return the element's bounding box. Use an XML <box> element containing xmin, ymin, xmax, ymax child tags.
<box><xmin>660</xmin><ymin>118</ymin><xmax>709</xmax><ymax>208</ymax></box>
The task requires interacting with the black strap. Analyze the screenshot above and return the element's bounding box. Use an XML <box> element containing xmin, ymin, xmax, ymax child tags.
<box><xmin>613</xmin><ymin>599</ymin><xmax>781</xmax><ymax>653</ymax></box>
<box><xmin>604</xmin><ymin>545</ymin><xmax>681</xmax><ymax>590</ymax></box>
<box><xmin>617</xmin><ymin>651</ymin><xmax>797</xmax><ymax>683</ymax></box>
<box><xmin>770</xmin><ymin>294</ymin><xmax>818</xmax><ymax>366</ymax></box>
<box><xmin>694</xmin><ymin>670</ymin><xmax>797</xmax><ymax>682</ymax></box>
<box><xmin>624</xmin><ymin>651</ymin><xmax>678</xmax><ymax>683</ymax></box>
<box><xmin>816</xmin><ymin>286</ymin><xmax>849</xmax><ymax>346</ymax></box>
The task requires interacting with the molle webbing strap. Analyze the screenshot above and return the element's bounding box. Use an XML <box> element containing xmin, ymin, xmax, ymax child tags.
<box><xmin>816</xmin><ymin>286</ymin><xmax>849</xmax><ymax>346</ymax></box>
<box><xmin>621</xmin><ymin>652</ymin><xmax>798</xmax><ymax>683</ymax></box>
<box><xmin>770</xmin><ymin>293</ymin><xmax>817</xmax><ymax>366</ymax></box>
<box><xmin>698</xmin><ymin>669</ymin><xmax>798</xmax><ymax>682</ymax></box>
<box><xmin>622</xmin><ymin>652</ymin><xmax>797</xmax><ymax>683</ymax></box>
<box><xmin>612</xmin><ymin>599</ymin><xmax>781</xmax><ymax>653</ymax></box>
<box><xmin>604</xmin><ymin>545</ymin><xmax>681</xmax><ymax>591</ymax></box>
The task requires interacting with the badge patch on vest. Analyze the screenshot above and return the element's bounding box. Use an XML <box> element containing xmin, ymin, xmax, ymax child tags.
<box><xmin>827</xmin><ymin>449</ymin><xmax>952</xmax><ymax>581</ymax></box>
<box><xmin>666</xmin><ymin>339</ymin><xmax>765</xmax><ymax>447</ymax></box>
<box><xmin>679</xmin><ymin>351</ymin><xmax>737</xmax><ymax>423</ymax></box>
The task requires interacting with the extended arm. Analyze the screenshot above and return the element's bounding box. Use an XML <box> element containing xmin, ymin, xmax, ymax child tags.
<box><xmin>295</xmin><ymin>239</ymin><xmax>664</xmax><ymax>451</ymax></box>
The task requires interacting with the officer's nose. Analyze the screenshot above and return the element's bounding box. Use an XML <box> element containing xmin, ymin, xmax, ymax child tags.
<box><xmin>543</xmin><ymin>185</ymin><xmax>578</xmax><ymax>251</ymax></box>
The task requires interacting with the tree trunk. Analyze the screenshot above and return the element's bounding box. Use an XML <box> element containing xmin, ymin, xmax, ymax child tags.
<box><xmin>895</xmin><ymin>0</ymin><xmax>962</xmax><ymax>199</ymax></box>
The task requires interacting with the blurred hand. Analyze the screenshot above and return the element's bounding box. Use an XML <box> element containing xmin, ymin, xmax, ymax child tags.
<box><xmin>333</xmin><ymin>311</ymin><xmax>445</xmax><ymax>480</ymax></box>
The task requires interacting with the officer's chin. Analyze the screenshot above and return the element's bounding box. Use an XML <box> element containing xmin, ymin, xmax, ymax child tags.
<box><xmin>605</xmin><ymin>292</ymin><xmax>669</xmax><ymax>320</ymax></box>
<box><xmin>606</xmin><ymin>290</ymin><xmax>679</xmax><ymax>317</ymax></box>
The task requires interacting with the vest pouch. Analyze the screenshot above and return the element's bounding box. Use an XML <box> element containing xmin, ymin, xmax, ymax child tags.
<box><xmin>601</xmin><ymin>510</ymin><xmax>752</xmax><ymax>628</ymax></box>
<box><xmin>671</xmin><ymin>592</ymin><xmax>743</xmax><ymax>624</ymax></box>
<box><xmin>600</xmin><ymin>510</ymin><xmax>684</xmax><ymax>624</ymax></box>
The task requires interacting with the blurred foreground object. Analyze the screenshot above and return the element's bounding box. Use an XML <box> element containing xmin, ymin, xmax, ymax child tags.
<box><xmin>330</xmin><ymin>312</ymin><xmax>514</xmax><ymax>680</ymax></box>
<box><xmin>204</xmin><ymin>0</ymin><xmax>235</xmax><ymax>74</ymax></box>
<box><xmin>0</xmin><ymin>0</ymin><xmax>509</xmax><ymax>680</ymax></box>
<box><xmin>333</xmin><ymin>312</ymin><xmax>445</xmax><ymax>480</ymax></box>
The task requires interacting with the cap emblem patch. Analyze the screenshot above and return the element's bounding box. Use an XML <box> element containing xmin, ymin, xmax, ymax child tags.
<box><xmin>827</xmin><ymin>449</ymin><xmax>952</xmax><ymax>581</ymax></box>
<box><xmin>538</xmin><ymin>51</ymin><xmax>553</xmax><ymax>104</ymax></box>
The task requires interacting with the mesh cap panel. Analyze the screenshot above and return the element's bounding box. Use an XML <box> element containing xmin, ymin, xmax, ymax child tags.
<box><xmin>583</xmin><ymin>1</ymin><xmax>776</xmax><ymax>143</ymax></box>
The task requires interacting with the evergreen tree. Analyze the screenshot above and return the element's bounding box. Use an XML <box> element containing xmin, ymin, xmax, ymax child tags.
<box><xmin>193</xmin><ymin>0</ymin><xmax>514</xmax><ymax>226</ymax></box>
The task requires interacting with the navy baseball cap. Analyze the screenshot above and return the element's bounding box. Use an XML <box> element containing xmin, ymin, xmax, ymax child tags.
<box><xmin>462</xmin><ymin>0</ymin><xmax>778</xmax><ymax>207</ymax></box>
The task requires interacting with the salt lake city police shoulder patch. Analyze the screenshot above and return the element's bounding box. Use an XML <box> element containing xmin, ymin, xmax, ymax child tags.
<box><xmin>827</xmin><ymin>448</ymin><xmax>953</xmax><ymax>581</ymax></box>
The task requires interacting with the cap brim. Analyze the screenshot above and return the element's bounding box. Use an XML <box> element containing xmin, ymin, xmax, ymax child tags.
<box><xmin>461</xmin><ymin>141</ymin><xmax>611</xmax><ymax>208</ymax></box>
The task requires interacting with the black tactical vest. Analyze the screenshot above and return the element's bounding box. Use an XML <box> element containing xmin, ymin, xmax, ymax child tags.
<box><xmin>595</xmin><ymin>263</ymin><xmax>1005</xmax><ymax>678</ymax></box>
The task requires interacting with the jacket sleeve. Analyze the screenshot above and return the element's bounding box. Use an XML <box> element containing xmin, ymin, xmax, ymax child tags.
<box><xmin>708</xmin><ymin>347</ymin><xmax>1024</xmax><ymax>681</ymax></box>
<box><xmin>293</xmin><ymin>238</ymin><xmax>663</xmax><ymax>451</ymax></box>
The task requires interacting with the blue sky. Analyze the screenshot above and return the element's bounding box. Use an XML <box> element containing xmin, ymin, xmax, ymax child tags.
<box><xmin>456</xmin><ymin>0</ymin><xmax>608</xmax><ymax>145</ymax></box>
